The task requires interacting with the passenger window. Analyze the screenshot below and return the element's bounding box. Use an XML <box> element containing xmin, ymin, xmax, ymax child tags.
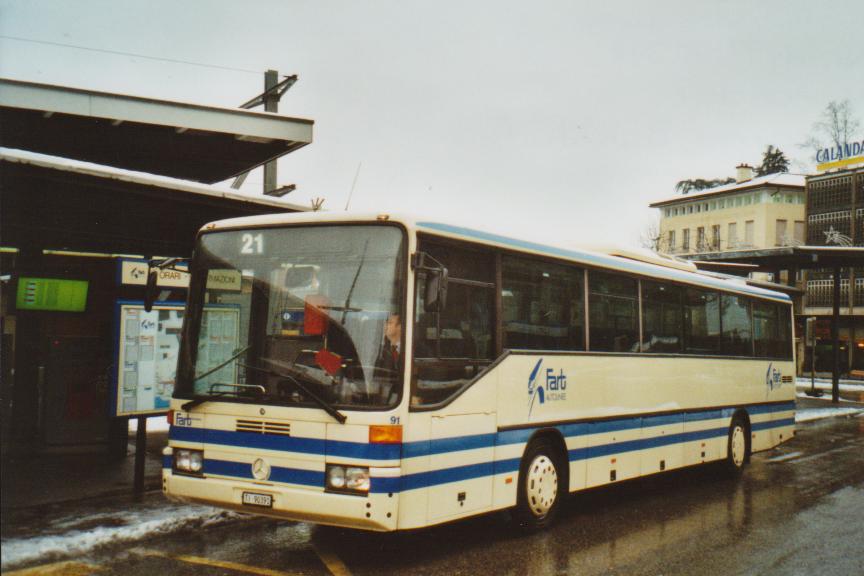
<box><xmin>721</xmin><ymin>294</ymin><xmax>753</xmax><ymax>356</ymax></box>
<box><xmin>411</xmin><ymin>241</ymin><xmax>494</xmax><ymax>408</ymax></box>
<box><xmin>641</xmin><ymin>281</ymin><xmax>683</xmax><ymax>353</ymax></box>
<box><xmin>684</xmin><ymin>288</ymin><xmax>720</xmax><ymax>354</ymax></box>
<box><xmin>589</xmin><ymin>271</ymin><xmax>638</xmax><ymax>352</ymax></box>
<box><xmin>753</xmin><ymin>301</ymin><xmax>791</xmax><ymax>358</ymax></box>
<box><xmin>502</xmin><ymin>256</ymin><xmax>584</xmax><ymax>351</ymax></box>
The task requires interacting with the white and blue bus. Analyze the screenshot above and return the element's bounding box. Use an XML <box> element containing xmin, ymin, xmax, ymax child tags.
<box><xmin>161</xmin><ymin>212</ymin><xmax>795</xmax><ymax>531</ymax></box>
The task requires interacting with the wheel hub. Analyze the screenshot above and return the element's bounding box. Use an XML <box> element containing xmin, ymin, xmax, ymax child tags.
<box><xmin>526</xmin><ymin>454</ymin><xmax>558</xmax><ymax>517</ymax></box>
<box><xmin>731</xmin><ymin>425</ymin><xmax>746</xmax><ymax>467</ymax></box>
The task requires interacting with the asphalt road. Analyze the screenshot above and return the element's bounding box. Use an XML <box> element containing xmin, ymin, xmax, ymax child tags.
<box><xmin>10</xmin><ymin>413</ymin><xmax>864</xmax><ymax>576</ymax></box>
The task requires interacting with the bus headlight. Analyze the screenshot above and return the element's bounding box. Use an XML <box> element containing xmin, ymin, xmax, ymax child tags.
<box><xmin>326</xmin><ymin>465</ymin><xmax>369</xmax><ymax>493</ymax></box>
<box><xmin>345</xmin><ymin>467</ymin><xmax>370</xmax><ymax>492</ymax></box>
<box><xmin>174</xmin><ymin>449</ymin><xmax>204</xmax><ymax>475</ymax></box>
<box><xmin>327</xmin><ymin>465</ymin><xmax>346</xmax><ymax>489</ymax></box>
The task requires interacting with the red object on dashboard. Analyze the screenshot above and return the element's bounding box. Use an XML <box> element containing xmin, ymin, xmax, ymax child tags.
<box><xmin>315</xmin><ymin>349</ymin><xmax>343</xmax><ymax>376</ymax></box>
<box><xmin>304</xmin><ymin>295</ymin><xmax>329</xmax><ymax>335</ymax></box>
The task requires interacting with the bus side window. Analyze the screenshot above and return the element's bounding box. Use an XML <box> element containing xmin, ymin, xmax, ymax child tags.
<box><xmin>412</xmin><ymin>241</ymin><xmax>495</xmax><ymax>407</ymax></box>
<box><xmin>501</xmin><ymin>255</ymin><xmax>584</xmax><ymax>351</ymax></box>
<box><xmin>641</xmin><ymin>281</ymin><xmax>683</xmax><ymax>353</ymax></box>
<box><xmin>588</xmin><ymin>271</ymin><xmax>639</xmax><ymax>352</ymax></box>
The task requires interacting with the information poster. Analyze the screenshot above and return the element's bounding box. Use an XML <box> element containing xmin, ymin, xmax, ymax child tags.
<box><xmin>114</xmin><ymin>303</ymin><xmax>185</xmax><ymax>416</ymax></box>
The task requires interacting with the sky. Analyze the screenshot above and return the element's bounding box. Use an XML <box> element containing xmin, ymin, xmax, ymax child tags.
<box><xmin>1</xmin><ymin>0</ymin><xmax>862</xmax><ymax>248</ymax></box>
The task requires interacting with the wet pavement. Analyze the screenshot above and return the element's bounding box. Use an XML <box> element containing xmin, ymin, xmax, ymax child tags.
<box><xmin>4</xmin><ymin>409</ymin><xmax>863</xmax><ymax>576</ymax></box>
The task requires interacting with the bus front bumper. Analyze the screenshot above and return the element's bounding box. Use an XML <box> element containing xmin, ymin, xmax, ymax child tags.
<box><xmin>163</xmin><ymin>469</ymin><xmax>400</xmax><ymax>531</ymax></box>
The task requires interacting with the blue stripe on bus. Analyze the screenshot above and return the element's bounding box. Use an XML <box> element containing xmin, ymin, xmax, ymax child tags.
<box><xmin>402</xmin><ymin>433</ymin><xmax>497</xmax><ymax>458</ymax></box>
<box><xmin>328</xmin><ymin>439</ymin><xmax>401</xmax><ymax>460</ymax></box>
<box><xmin>204</xmin><ymin>458</ymin><xmax>323</xmax><ymax>487</ymax></box>
<box><xmin>400</xmin><ymin>462</ymin><xmax>496</xmax><ymax>491</ymax></box>
<box><xmin>370</xmin><ymin>476</ymin><xmax>402</xmax><ymax>493</ymax></box>
<box><xmin>748</xmin><ymin>403</ymin><xmax>795</xmax><ymax>415</ymax></box>
<box><xmin>169</xmin><ymin>426</ymin><xmax>400</xmax><ymax>460</ymax></box>
<box><xmin>162</xmin><ymin>455</ymin><xmax>172</xmax><ymax>469</ymax></box>
<box><xmin>752</xmin><ymin>417</ymin><xmax>795</xmax><ymax>431</ymax></box>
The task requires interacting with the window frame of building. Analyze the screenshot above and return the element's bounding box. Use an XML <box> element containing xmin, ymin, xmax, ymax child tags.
<box><xmin>775</xmin><ymin>219</ymin><xmax>788</xmax><ymax>246</ymax></box>
<box><xmin>744</xmin><ymin>220</ymin><xmax>754</xmax><ymax>247</ymax></box>
<box><xmin>728</xmin><ymin>222</ymin><xmax>738</xmax><ymax>249</ymax></box>
<box><xmin>794</xmin><ymin>221</ymin><xmax>804</xmax><ymax>244</ymax></box>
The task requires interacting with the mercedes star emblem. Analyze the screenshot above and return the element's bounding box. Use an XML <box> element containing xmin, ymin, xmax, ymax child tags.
<box><xmin>251</xmin><ymin>458</ymin><xmax>271</xmax><ymax>481</ymax></box>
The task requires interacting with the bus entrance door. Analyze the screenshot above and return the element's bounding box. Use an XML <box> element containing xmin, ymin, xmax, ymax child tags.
<box><xmin>427</xmin><ymin>412</ymin><xmax>495</xmax><ymax>522</ymax></box>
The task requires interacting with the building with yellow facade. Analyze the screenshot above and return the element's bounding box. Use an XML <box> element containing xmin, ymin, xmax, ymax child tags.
<box><xmin>649</xmin><ymin>165</ymin><xmax>806</xmax><ymax>256</ymax></box>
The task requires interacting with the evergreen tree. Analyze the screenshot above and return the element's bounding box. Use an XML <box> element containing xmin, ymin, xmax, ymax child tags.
<box><xmin>755</xmin><ymin>145</ymin><xmax>790</xmax><ymax>176</ymax></box>
<box><xmin>675</xmin><ymin>177</ymin><xmax>735</xmax><ymax>195</ymax></box>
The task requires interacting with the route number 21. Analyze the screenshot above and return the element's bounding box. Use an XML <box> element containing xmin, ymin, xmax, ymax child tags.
<box><xmin>241</xmin><ymin>233</ymin><xmax>263</xmax><ymax>254</ymax></box>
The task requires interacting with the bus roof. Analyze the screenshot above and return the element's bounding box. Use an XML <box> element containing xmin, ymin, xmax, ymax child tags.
<box><xmin>201</xmin><ymin>212</ymin><xmax>792</xmax><ymax>303</ymax></box>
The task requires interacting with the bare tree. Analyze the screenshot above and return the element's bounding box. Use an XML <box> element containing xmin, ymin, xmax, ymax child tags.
<box><xmin>801</xmin><ymin>100</ymin><xmax>862</xmax><ymax>160</ymax></box>
<box><xmin>641</xmin><ymin>219</ymin><xmax>665</xmax><ymax>252</ymax></box>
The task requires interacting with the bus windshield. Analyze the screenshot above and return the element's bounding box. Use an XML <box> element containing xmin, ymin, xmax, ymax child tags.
<box><xmin>175</xmin><ymin>224</ymin><xmax>406</xmax><ymax>411</ymax></box>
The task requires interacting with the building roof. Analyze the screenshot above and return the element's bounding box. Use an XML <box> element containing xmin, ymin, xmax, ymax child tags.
<box><xmin>0</xmin><ymin>77</ymin><xmax>313</xmax><ymax>184</ymax></box>
<box><xmin>649</xmin><ymin>173</ymin><xmax>806</xmax><ymax>208</ymax></box>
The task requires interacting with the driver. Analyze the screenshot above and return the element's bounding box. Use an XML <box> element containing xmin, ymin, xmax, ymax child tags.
<box><xmin>376</xmin><ymin>312</ymin><xmax>402</xmax><ymax>373</ymax></box>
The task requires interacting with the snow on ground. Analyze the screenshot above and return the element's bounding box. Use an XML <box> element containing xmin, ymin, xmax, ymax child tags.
<box><xmin>795</xmin><ymin>407</ymin><xmax>864</xmax><ymax>423</ymax></box>
<box><xmin>0</xmin><ymin>503</ymin><xmax>247</xmax><ymax>570</ymax></box>
<box><xmin>797</xmin><ymin>391</ymin><xmax>862</xmax><ymax>404</ymax></box>
<box><xmin>128</xmin><ymin>416</ymin><xmax>170</xmax><ymax>432</ymax></box>
<box><xmin>795</xmin><ymin>378</ymin><xmax>864</xmax><ymax>392</ymax></box>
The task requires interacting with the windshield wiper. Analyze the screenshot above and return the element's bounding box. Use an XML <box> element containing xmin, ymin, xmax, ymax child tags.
<box><xmin>340</xmin><ymin>238</ymin><xmax>369</xmax><ymax>326</ymax></box>
<box><xmin>193</xmin><ymin>345</ymin><xmax>252</xmax><ymax>383</ymax></box>
<box><xmin>241</xmin><ymin>362</ymin><xmax>347</xmax><ymax>424</ymax></box>
<box><xmin>181</xmin><ymin>383</ymin><xmax>265</xmax><ymax>411</ymax></box>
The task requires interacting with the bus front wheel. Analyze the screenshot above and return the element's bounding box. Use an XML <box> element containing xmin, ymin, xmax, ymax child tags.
<box><xmin>512</xmin><ymin>438</ymin><xmax>565</xmax><ymax>530</ymax></box>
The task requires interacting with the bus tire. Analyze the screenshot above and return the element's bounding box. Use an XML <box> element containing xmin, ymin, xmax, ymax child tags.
<box><xmin>724</xmin><ymin>415</ymin><xmax>749</xmax><ymax>475</ymax></box>
<box><xmin>512</xmin><ymin>438</ymin><xmax>565</xmax><ymax>530</ymax></box>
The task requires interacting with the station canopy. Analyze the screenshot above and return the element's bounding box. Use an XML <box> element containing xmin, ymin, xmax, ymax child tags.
<box><xmin>1</xmin><ymin>149</ymin><xmax>308</xmax><ymax>257</ymax></box>
<box><xmin>0</xmin><ymin>78</ymin><xmax>313</xmax><ymax>183</ymax></box>
<box><xmin>690</xmin><ymin>246</ymin><xmax>864</xmax><ymax>271</ymax></box>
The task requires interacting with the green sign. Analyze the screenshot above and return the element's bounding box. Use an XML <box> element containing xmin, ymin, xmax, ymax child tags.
<box><xmin>16</xmin><ymin>277</ymin><xmax>89</xmax><ymax>312</ymax></box>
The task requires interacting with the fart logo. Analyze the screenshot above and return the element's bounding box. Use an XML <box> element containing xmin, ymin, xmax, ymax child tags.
<box><xmin>174</xmin><ymin>413</ymin><xmax>200</xmax><ymax>427</ymax></box>
<box><xmin>528</xmin><ymin>359</ymin><xmax>567</xmax><ymax>416</ymax></box>
<box><xmin>765</xmin><ymin>363</ymin><xmax>782</xmax><ymax>391</ymax></box>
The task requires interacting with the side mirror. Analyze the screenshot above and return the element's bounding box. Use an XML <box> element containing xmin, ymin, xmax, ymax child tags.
<box><xmin>424</xmin><ymin>268</ymin><xmax>448</xmax><ymax>312</ymax></box>
<box><xmin>285</xmin><ymin>266</ymin><xmax>316</xmax><ymax>289</ymax></box>
<box><xmin>144</xmin><ymin>267</ymin><xmax>159</xmax><ymax>312</ymax></box>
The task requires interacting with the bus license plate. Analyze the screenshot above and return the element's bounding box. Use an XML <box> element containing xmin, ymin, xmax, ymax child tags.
<box><xmin>242</xmin><ymin>492</ymin><xmax>273</xmax><ymax>508</ymax></box>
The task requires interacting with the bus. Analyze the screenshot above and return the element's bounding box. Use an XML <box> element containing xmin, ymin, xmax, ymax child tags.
<box><xmin>160</xmin><ymin>212</ymin><xmax>795</xmax><ymax>531</ymax></box>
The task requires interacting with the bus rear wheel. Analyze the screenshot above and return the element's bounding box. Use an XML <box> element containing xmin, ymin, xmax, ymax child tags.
<box><xmin>512</xmin><ymin>438</ymin><xmax>565</xmax><ymax>530</ymax></box>
<box><xmin>724</xmin><ymin>416</ymin><xmax>749</xmax><ymax>474</ymax></box>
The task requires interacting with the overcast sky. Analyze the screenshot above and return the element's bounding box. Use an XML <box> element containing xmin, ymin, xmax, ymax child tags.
<box><xmin>1</xmin><ymin>0</ymin><xmax>862</xmax><ymax>248</ymax></box>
